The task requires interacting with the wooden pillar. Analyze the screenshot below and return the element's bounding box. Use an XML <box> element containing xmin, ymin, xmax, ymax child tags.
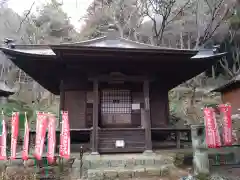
<box><xmin>91</xmin><ymin>79</ymin><xmax>99</xmax><ymax>154</ymax></box>
<box><xmin>176</xmin><ymin>131</ymin><xmax>181</xmax><ymax>149</ymax></box>
<box><xmin>143</xmin><ymin>80</ymin><xmax>152</xmax><ymax>153</ymax></box>
<box><xmin>58</xmin><ymin>80</ymin><xmax>65</xmax><ymax>153</ymax></box>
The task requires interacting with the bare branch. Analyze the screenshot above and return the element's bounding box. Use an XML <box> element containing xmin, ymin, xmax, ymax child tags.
<box><xmin>166</xmin><ymin>0</ymin><xmax>191</xmax><ymax>26</ymax></box>
<box><xmin>202</xmin><ymin>6</ymin><xmax>234</xmax><ymax>45</ymax></box>
<box><xmin>219</xmin><ymin>57</ymin><xmax>234</xmax><ymax>77</ymax></box>
<box><xmin>17</xmin><ymin>1</ymin><xmax>35</xmax><ymax>33</ymax></box>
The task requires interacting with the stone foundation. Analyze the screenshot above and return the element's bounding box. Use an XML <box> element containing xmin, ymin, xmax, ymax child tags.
<box><xmin>0</xmin><ymin>150</ymin><xmax>237</xmax><ymax>179</ymax></box>
<box><xmin>79</xmin><ymin>153</ymin><xmax>175</xmax><ymax>180</ymax></box>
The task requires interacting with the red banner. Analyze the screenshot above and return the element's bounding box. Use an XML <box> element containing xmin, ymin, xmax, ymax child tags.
<box><xmin>203</xmin><ymin>108</ymin><xmax>221</xmax><ymax>148</ymax></box>
<box><xmin>10</xmin><ymin>112</ymin><xmax>19</xmax><ymax>159</ymax></box>
<box><xmin>59</xmin><ymin>111</ymin><xmax>70</xmax><ymax>159</ymax></box>
<box><xmin>47</xmin><ymin>114</ymin><xmax>56</xmax><ymax>164</ymax></box>
<box><xmin>34</xmin><ymin>112</ymin><xmax>47</xmax><ymax>160</ymax></box>
<box><xmin>212</xmin><ymin>109</ymin><xmax>221</xmax><ymax>148</ymax></box>
<box><xmin>22</xmin><ymin>113</ymin><xmax>30</xmax><ymax>160</ymax></box>
<box><xmin>0</xmin><ymin>119</ymin><xmax>7</xmax><ymax>160</ymax></box>
<box><xmin>219</xmin><ymin>104</ymin><xmax>233</xmax><ymax>146</ymax></box>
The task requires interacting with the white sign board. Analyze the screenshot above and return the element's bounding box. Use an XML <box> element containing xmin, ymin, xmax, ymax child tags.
<box><xmin>115</xmin><ymin>140</ymin><xmax>125</xmax><ymax>148</ymax></box>
<box><xmin>132</xmin><ymin>103</ymin><xmax>140</xmax><ymax>110</ymax></box>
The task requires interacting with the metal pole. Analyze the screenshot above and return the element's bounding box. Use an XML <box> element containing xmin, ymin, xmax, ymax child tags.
<box><xmin>80</xmin><ymin>146</ymin><xmax>84</xmax><ymax>178</ymax></box>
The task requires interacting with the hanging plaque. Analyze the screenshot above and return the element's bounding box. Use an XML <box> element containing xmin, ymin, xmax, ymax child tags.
<box><xmin>115</xmin><ymin>140</ymin><xmax>125</xmax><ymax>148</ymax></box>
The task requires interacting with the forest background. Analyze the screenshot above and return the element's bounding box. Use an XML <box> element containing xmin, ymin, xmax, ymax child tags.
<box><xmin>0</xmin><ymin>0</ymin><xmax>239</xmax><ymax>130</ymax></box>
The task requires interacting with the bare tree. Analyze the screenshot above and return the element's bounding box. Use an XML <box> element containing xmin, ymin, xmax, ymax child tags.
<box><xmin>218</xmin><ymin>10</ymin><xmax>240</xmax><ymax>78</ymax></box>
<box><xmin>138</xmin><ymin>0</ymin><xmax>235</xmax><ymax>47</ymax></box>
<box><xmin>220</xmin><ymin>44</ymin><xmax>240</xmax><ymax>78</ymax></box>
<box><xmin>81</xmin><ymin>0</ymin><xmax>143</xmax><ymax>39</ymax></box>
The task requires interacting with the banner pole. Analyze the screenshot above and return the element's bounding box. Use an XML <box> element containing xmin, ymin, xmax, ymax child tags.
<box><xmin>34</xmin><ymin>111</ymin><xmax>38</xmax><ymax>177</ymax></box>
<box><xmin>45</xmin><ymin>130</ymin><xmax>49</xmax><ymax>178</ymax></box>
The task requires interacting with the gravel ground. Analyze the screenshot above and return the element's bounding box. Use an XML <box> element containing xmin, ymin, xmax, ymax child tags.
<box><xmin>121</xmin><ymin>167</ymin><xmax>240</xmax><ymax>180</ymax></box>
<box><xmin>3</xmin><ymin>167</ymin><xmax>240</xmax><ymax>180</ymax></box>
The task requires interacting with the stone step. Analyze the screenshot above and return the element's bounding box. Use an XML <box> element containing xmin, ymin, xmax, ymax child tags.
<box><xmin>83</xmin><ymin>156</ymin><xmax>174</xmax><ymax>170</ymax></box>
<box><xmin>87</xmin><ymin>164</ymin><xmax>175</xmax><ymax>180</ymax></box>
<box><xmin>83</xmin><ymin>155</ymin><xmax>174</xmax><ymax>169</ymax></box>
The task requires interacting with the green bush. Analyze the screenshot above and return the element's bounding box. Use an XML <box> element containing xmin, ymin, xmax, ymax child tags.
<box><xmin>195</xmin><ymin>173</ymin><xmax>210</xmax><ymax>180</ymax></box>
<box><xmin>174</xmin><ymin>153</ymin><xmax>185</xmax><ymax>167</ymax></box>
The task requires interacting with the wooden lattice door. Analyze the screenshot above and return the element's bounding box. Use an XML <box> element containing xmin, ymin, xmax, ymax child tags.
<box><xmin>101</xmin><ymin>89</ymin><xmax>132</xmax><ymax>127</ymax></box>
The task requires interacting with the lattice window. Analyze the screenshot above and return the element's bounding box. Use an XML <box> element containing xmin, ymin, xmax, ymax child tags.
<box><xmin>101</xmin><ymin>89</ymin><xmax>131</xmax><ymax>114</ymax></box>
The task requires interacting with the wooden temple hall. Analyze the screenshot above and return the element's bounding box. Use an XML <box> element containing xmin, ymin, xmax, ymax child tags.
<box><xmin>1</xmin><ymin>28</ymin><xmax>226</xmax><ymax>154</ymax></box>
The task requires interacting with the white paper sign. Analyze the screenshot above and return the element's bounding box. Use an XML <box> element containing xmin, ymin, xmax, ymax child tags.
<box><xmin>115</xmin><ymin>140</ymin><xmax>125</xmax><ymax>148</ymax></box>
<box><xmin>132</xmin><ymin>103</ymin><xmax>140</xmax><ymax>110</ymax></box>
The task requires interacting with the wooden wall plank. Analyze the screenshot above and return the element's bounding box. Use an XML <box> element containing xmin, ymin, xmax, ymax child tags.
<box><xmin>64</xmin><ymin>91</ymin><xmax>86</xmax><ymax>129</ymax></box>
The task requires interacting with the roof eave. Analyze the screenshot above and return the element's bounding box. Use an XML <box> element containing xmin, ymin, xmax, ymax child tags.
<box><xmin>191</xmin><ymin>52</ymin><xmax>227</xmax><ymax>60</ymax></box>
<box><xmin>0</xmin><ymin>47</ymin><xmax>56</xmax><ymax>59</ymax></box>
<box><xmin>50</xmin><ymin>46</ymin><xmax>199</xmax><ymax>61</ymax></box>
<box><xmin>211</xmin><ymin>80</ymin><xmax>240</xmax><ymax>93</ymax></box>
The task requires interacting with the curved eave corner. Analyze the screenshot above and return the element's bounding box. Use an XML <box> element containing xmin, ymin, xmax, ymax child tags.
<box><xmin>191</xmin><ymin>52</ymin><xmax>227</xmax><ymax>60</ymax></box>
<box><xmin>211</xmin><ymin>79</ymin><xmax>240</xmax><ymax>93</ymax></box>
<box><xmin>0</xmin><ymin>47</ymin><xmax>56</xmax><ymax>59</ymax></box>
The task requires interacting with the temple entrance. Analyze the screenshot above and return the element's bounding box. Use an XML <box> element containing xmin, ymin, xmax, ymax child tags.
<box><xmin>100</xmin><ymin>89</ymin><xmax>132</xmax><ymax>128</ymax></box>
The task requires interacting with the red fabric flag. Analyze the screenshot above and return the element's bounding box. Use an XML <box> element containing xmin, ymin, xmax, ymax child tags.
<box><xmin>212</xmin><ymin>109</ymin><xmax>221</xmax><ymax>148</ymax></box>
<box><xmin>47</xmin><ymin>114</ymin><xmax>56</xmax><ymax>164</ymax></box>
<box><xmin>203</xmin><ymin>108</ymin><xmax>221</xmax><ymax>148</ymax></box>
<box><xmin>0</xmin><ymin>118</ymin><xmax>7</xmax><ymax>160</ymax></box>
<box><xmin>22</xmin><ymin>113</ymin><xmax>30</xmax><ymax>160</ymax></box>
<box><xmin>34</xmin><ymin>112</ymin><xmax>47</xmax><ymax>160</ymax></box>
<box><xmin>59</xmin><ymin>111</ymin><xmax>70</xmax><ymax>159</ymax></box>
<box><xmin>219</xmin><ymin>104</ymin><xmax>233</xmax><ymax>146</ymax></box>
<box><xmin>10</xmin><ymin>112</ymin><xmax>19</xmax><ymax>160</ymax></box>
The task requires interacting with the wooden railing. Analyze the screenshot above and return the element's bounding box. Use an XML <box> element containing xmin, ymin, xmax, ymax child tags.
<box><xmin>26</xmin><ymin>127</ymin><xmax>191</xmax><ymax>154</ymax></box>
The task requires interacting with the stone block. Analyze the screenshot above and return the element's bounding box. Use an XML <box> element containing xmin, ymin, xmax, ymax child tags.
<box><xmin>145</xmin><ymin>167</ymin><xmax>161</xmax><ymax>177</ymax></box>
<box><xmin>124</xmin><ymin>159</ymin><xmax>135</xmax><ymax>168</ymax></box>
<box><xmin>72</xmin><ymin>159</ymin><xmax>80</xmax><ymax>168</ymax></box>
<box><xmin>135</xmin><ymin>159</ymin><xmax>145</xmax><ymax>166</ymax></box>
<box><xmin>145</xmin><ymin>159</ymin><xmax>155</xmax><ymax>166</ymax></box>
<box><xmin>163</xmin><ymin>158</ymin><xmax>173</xmax><ymax>164</ymax></box>
<box><xmin>8</xmin><ymin>159</ymin><xmax>23</xmax><ymax>166</ymax></box>
<box><xmin>160</xmin><ymin>165</ymin><xmax>171</xmax><ymax>177</ymax></box>
<box><xmin>155</xmin><ymin>159</ymin><xmax>166</xmax><ymax>165</ymax></box>
<box><xmin>103</xmin><ymin>170</ymin><xmax>118</xmax><ymax>180</ymax></box>
<box><xmin>71</xmin><ymin>167</ymin><xmax>80</xmax><ymax>179</ymax></box>
<box><xmin>117</xmin><ymin>169</ymin><xmax>134</xmax><ymax>179</ymax></box>
<box><xmin>89</xmin><ymin>160</ymin><xmax>103</xmax><ymax>169</ymax></box>
<box><xmin>88</xmin><ymin>170</ymin><xmax>104</xmax><ymax>180</ymax></box>
<box><xmin>85</xmin><ymin>154</ymin><xmax>101</xmax><ymax>161</ymax></box>
<box><xmin>83</xmin><ymin>160</ymin><xmax>91</xmax><ymax>169</ymax></box>
<box><xmin>106</xmin><ymin>160</ymin><xmax>112</xmax><ymax>168</ymax></box>
<box><xmin>108</xmin><ymin>160</ymin><xmax>119</xmax><ymax>168</ymax></box>
<box><xmin>133</xmin><ymin>168</ymin><xmax>147</xmax><ymax>178</ymax></box>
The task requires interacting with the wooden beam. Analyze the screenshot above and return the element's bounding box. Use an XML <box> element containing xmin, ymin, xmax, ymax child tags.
<box><xmin>88</xmin><ymin>74</ymin><xmax>154</xmax><ymax>83</ymax></box>
<box><xmin>91</xmin><ymin>79</ymin><xmax>99</xmax><ymax>154</ymax></box>
<box><xmin>143</xmin><ymin>80</ymin><xmax>152</xmax><ymax>152</ymax></box>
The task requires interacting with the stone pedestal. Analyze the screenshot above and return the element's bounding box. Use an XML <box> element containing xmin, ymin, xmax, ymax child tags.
<box><xmin>191</xmin><ymin>125</ymin><xmax>209</xmax><ymax>175</ymax></box>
